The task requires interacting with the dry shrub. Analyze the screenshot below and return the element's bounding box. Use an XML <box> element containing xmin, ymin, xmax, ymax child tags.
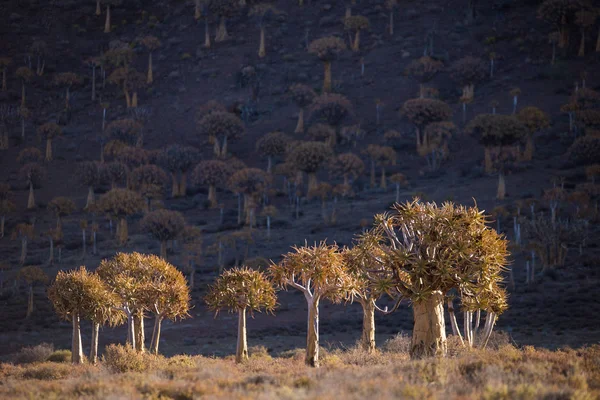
<box><xmin>330</xmin><ymin>346</ymin><xmax>393</xmax><ymax>366</ymax></box>
<box><xmin>46</xmin><ymin>350</ymin><xmax>72</xmax><ymax>363</ymax></box>
<box><xmin>20</xmin><ymin>362</ymin><xmax>72</xmax><ymax>380</ymax></box>
<box><xmin>102</xmin><ymin>344</ymin><xmax>161</xmax><ymax>373</ymax></box>
<box><xmin>383</xmin><ymin>333</ymin><xmax>411</xmax><ymax>354</ymax></box>
<box><xmin>249</xmin><ymin>345</ymin><xmax>271</xmax><ymax>360</ymax></box>
<box><xmin>13</xmin><ymin>343</ymin><xmax>54</xmax><ymax>365</ymax></box>
<box><xmin>278</xmin><ymin>348</ymin><xmax>306</xmax><ymax>361</ymax></box>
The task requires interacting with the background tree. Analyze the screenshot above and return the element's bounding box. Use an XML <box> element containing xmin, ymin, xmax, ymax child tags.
<box><xmin>256</xmin><ymin>131</ymin><xmax>289</xmax><ymax>173</ymax></box>
<box><xmin>37</xmin><ymin>122</ymin><xmax>62</xmax><ymax>161</ymax></box>
<box><xmin>53</xmin><ymin>72</ymin><xmax>83</xmax><ymax>110</ymax></box>
<box><xmin>308</xmin><ymin>37</ymin><xmax>347</xmax><ymax>92</ymax></box>
<box><xmin>389</xmin><ymin>173</ymin><xmax>407</xmax><ymax>203</ymax></box>
<box><xmin>517</xmin><ymin>106</ymin><xmax>550</xmax><ymax>160</ymax></box>
<box><xmin>420</xmin><ymin>121</ymin><xmax>457</xmax><ymax>171</ymax></box>
<box><xmin>249</xmin><ymin>4</ymin><xmax>279</xmax><ymax>58</ymax></box>
<box><xmin>269</xmin><ymin>242</ymin><xmax>354</xmax><ymax>367</ymax></box>
<box><xmin>18</xmin><ymin>106</ymin><xmax>31</xmax><ymax>140</ymax></box>
<box><xmin>228</xmin><ymin>168</ymin><xmax>271</xmax><ymax>224</ymax></box>
<box><xmin>13</xmin><ymin>223</ymin><xmax>34</xmax><ymax>265</ymax></box>
<box><xmin>105</xmin><ymin>119</ymin><xmax>143</xmax><ymax>147</ymax></box>
<box><xmin>537</xmin><ymin>0</ymin><xmax>589</xmax><ymax>49</ymax></box>
<box><xmin>129</xmin><ymin>164</ymin><xmax>168</xmax><ymax>209</ymax></box>
<box><xmin>104</xmin><ymin>0</ymin><xmax>123</xmax><ymax>33</ymax></box>
<box><xmin>365</xmin><ymin>199</ymin><xmax>509</xmax><ymax>358</ymax></box>
<box><xmin>84</xmin><ymin>57</ymin><xmax>99</xmax><ymax>101</ymax></box>
<box><xmin>159</xmin><ymin>145</ymin><xmax>201</xmax><ymax>197</ymax></box>
<box><xmin>309</xmin><ymin>93</ymin><xmax>354</xmax><ymax>137</ymax></box>
<box><xmin>260</xmin><ymin>205</ymin><xmax>277</xmax><ymax>239</ymax></box>
<box><xmin>97</xmin><ymin>189</ymin><xmax>144</xmax><ymax>245</ymax></box>
<box><xmin>78</xmin><ymin>161</ymin><xmax>101</xmax><ymax>209</ymax></box>
<box><xmin>286</xmin><ymin>141</ymin><xmax>333</xmax><ymax>193</ymax></box>
<box><xmin>139</xmin><ymin>36</ymin><xmax>161</xmax><ymax>84</ymax></box>
<box><xmin>307</xmin><ymin>123</ymin><xmax>337</xmax><ymax>146</ymax></box>
<box><xmin>208</xmin><ymin>0</ymin><xmax>238</xmax><ymax>42</ymax></box>
<box><xmin>18</xmin><ymin>265</ymin><xmax>48</xmax><ymax>319</ymax></box>
<box><xmin>0</xmin><ymin>183</ymin><xmax>15</xmax><ymax>238</ymax></box>
<box><xmin>193</xmin><ymin>160</ymin><xmax>232</xmax><ymax>207</ymax></box>
<box><xmin>289</xmin><ymin>84</ymin><xmax>316</xmax><ymax>133</ymax></box>
<box><xmin>182</xmin><ymin>225</ymin><xmax>203</xmax><ymax>288</ymax></box>
<box><xmin>102</xmin><ymin>161</ymin><xmax>129</xmax><ymax>189</ymax></box>
<box><xmin>401</xmin><ymin>98</ymin><xmax>452</xmax><ymax>150</ymax></box>
<box><xmin>449</xmin><ymin>56</ymin><xmax>487</xmax><ymax>104</ymax></box>
<box><xmin>15</xmin><ymin>67</ymin><xmax>33</xmax><ymax>107</ymax></box>
<box><xmin>405</xmin><ymin>56</ymin><xmax>444</xmax><ymax>99</ymax></box>
<box><xmin>0</xmin><ymin>57</ymin><xmax>11</xmax><ymax>91</ymax></box>
<box><xmin>344</xmin><ymin>16</ymin><xmax>369</xmax><ymax>52</ymax></box>
<box><xmin>30</xmin><ymin>40</ymin><xmax>47</xmax><ymax>76</ymax></box>
<box><xmin>363</xmin><ymin>145</ymin><xmax>396</xmax><ymax>189</ymax></box>
<box><xmin>17</xmin><ymin>147</ymin><xmax>43</xmax><ymax>165</ymax></box>
<box><xmin>140</xmin><ymin>209</ymin><xmax>186</xmax><ymax>259</ymax></box>
<box><xmin>197</xmin><ymin>111</ymin><xmax>245</xmax><ymax>157</ymax></box>
<box><xmin>19</xmin><ymin>163</ymin><xmax>46</xmax><ymax>210</ymax></box>
<box><xmin>48</xmin><ymin>197</ymin><xmax>76</xmax><ymax>231</ymax></box>
<box><xmin>329</xmin><ymin>152</ymin><xmax>364</xmax><ymax>187</ymax></box>
<box><xmin>575</xmin><ymin>9</ymin><xmax>596</xmax><ymax>56</ymax></box>
<box><xmin>205</xmin><ymin>267</ymin><xmax>276</xmax><ymax>363</ymax></box>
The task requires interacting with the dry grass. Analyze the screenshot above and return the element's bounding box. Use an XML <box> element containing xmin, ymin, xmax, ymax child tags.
<box><xmin>0</xmin><ymin>339</ymin><xmax>599</xmax><ymax>400</ymax></box>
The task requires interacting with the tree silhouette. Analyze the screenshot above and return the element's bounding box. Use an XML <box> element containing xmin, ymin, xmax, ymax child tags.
<box><xmin>538</xmin><ymin>0</ymin><xmax>591</xmax><ymax>49</ymax></box>
<box><xmin>30</xmin><ymin>40</ymin><xmax>47</xmax><ymax>76</ymax></box>
<box><xmin>228</xmin><ymin>168</ymin><xmax>271</xmax><ymax>225</ymax></box>
<box><xmin>140</xmin><ymin>209</ymin><xmax>186</xmax><ymax>259</ymax></box>
<box><xmin>517</xmin><ymin>106</ymin><xmax>550</xmax><ymax>160</ymax></box>
<box><xmin>78</xmin><ymin>162</ymin><xmax>102</xmax><ymax>209</ymax></box>
<box><xmin>363</xmin><ymin>145</ymin><xmax>396</xmax><ymax>189</ymax></box>
<box><xmin>0</xmin><ymin>57</ymin><xmax>12</xmax><ymax>91</ymax></box>
<box><xmin>309</xmin><ymin>93</ymin><xmax>354</xmax><ymax>130</ymax></box>
<box><xmin>344</xmin><ymin>16</ymin><xmax>369</xmax><ymax>52</ymax></box>
<box><xmin>18</xmin><ymin>265</ymin><xmax>48</xmax><ymax>319</ymax></box>
<box><xmin>208</xmin><ymin>0</ymin><xmax>238</xmax><ymax>42</ymax></box>
<box><xmin>249</xmin><ymin>4</ymin><xmax>280</xmax><ymax>58</ymax></box>
<box><xmin>37</xmin><ymin>122</ymin><xmax>62</xmax><ymax>161</ymax></box>
<box><xmin>129</xmin><ymin>165</ymin><xmax>168</xmax><ymax>210</ymax></box>
<box><xmin>19</xmin><ymin>163</ymin><xmax>46</xmax><ymax>210</ymax></box>
<box><xmin>385</xmin><ymin>0</ymin><xmax>398</xmax><ymax>35</ymax></box>
<box><xmin>389</xmin><ymin>173</ymin><xmax>407</xmax><ymax>203</ymax></box>
<box><xmin>53</xmin><ymin>72</ymin><xmax>83</xmax><ymax>110</ymax></box>
<box><xmin>289</xmin><ymin>84</ymin><xmax>316</xmax><ymax>134</ymax></box>
<box><xmin>97</xmin><ymin>189</ymin><xmax>145</xmax><ymax>246</ymax></box>
<box><xmin>308</xmin><ymin>37</ymin><xmax>347</xmax><ymax>92</ymax></box>
<box><xmin>102</xmin><ymin>161</ymin><xmax>129</xmax><ymax>189</ymax></box>
<box><xmin>420</xmin><ymin>121</ymin><xmax>457</xmax><ymax>171</ymax></box>
<box><xmin>329</xmin><ymin>152</ymin><xmax>364</xmax><ymax>187</ymax></box>
<box><xmin>17</xmin><ymin>147</ymin><xmax>43</xmax><ymax>165</ymax></box>
<box><xmin>48</xmin><ymin>197</ymin><xmax>76</xmax><ymax>231</ymax></box>
<box><xmin>401</xmin><ymin>98</ymin><xmax>452</xmax><ymax>150</ymax></box>
<box><xmin>256</xmin><ymin>131</ymin><xmax>289</xmax><ymax>173</ymax></box>
<box><xmin>405</xmin><ymin>56</ymin><xmax>444</xmax><ymax>99</ymax></box>
<box><xmin>0</xmin><ymin>183</ymin><xmax>15</xmax><ymax>239</ymax></box>
<box><xmin>205</xmin><ymin>267</ymin><xmax>276</xmax><ymax>363</ymax></box>
<box><xmin>159</xmin><ymin>145</ymin><xmax>201</xmax><ymax>197</ymax></box>
<box><xmin>197</xmin><ymin>111</ymin><xmax>245</xmax><ymax>157</ymax></box>
<box><xmin>13</xmin><ymin>223</ymin><xmax>34</xmax><ymax>265</ymax></box>
<box><xmin>286</xmin><ymin>141</ymin><xmax>333</xmax><ymax>194</ymax></box>
<box><xmin>15</xmin><ymin>67</ymin><xmax>33</xmax><ymax>108</ymax></box>
<box><xmin>103</xmin><ymin>0</ymin><xmax>123</xmax><ymax>33</ymax></box>
<box><xmin>449</xmin><ymin>56</ymin><xmax>487</xmax><ymax>104</ymax></box>
<box><xmin>139</xmin><ymin>36</ymin><xmax>161</xmax><ymax>84</ymax></box>
<box><xmin>307</xmin><ymin>123</ymin><xmax>336</xmax><ymax>146</ymax></box>
<box><xmin>193</xmin><ymin>160</ymin><xmax>232</xmax><ymax>207</ymax></box>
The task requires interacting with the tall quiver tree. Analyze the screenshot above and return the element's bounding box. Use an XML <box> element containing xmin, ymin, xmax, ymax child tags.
<box><xmin>401</xmin><ymin>98</ymin><xmax>452</xmax><ymax>151</ymax></box>
<box><xmin>15</xmin><ymin>67</ymin><xmax>33</xmax><ymax>108</ymax></box>
<box><xmin>205</xmin><ymin>267</ymin><xmax>276</xmax><ymax>363</ymax></box>
<box><xmin>575</xmin><ymin>9</ymin><xmax>596</xmax><ymax>56</ymax></box>
<box><xmin>140</xmin><ymin>209</ymin><xmax>186</xmax><ymax>259</ymax></box>
<box><xmin>363</xmin><ymin>145</ymin><xmax>396</xmax><ymax>189</ymax></box>
<box><xmin>256</xmin><ymin>131</ymin><xmax>289</xmax><ymax>173</ymax></box>
<box><xmin>0</xmin><ymin>183</ymin><xmax>15</xmax><ymax>238</ymax></box>
<box><xmin>30</xmin><ymin>40</ymin><xmax>47</xmax><ymax>76</ymax></box>
<box><xmin>344</xmin><ymin>16</ymin><xmax>369</xmax><ymax>52</ymax></box>
<box><xmin>517</xmin><ymin>106</ymin><xmax>550</xmax><ymax>161</ymax></box>
<box><xmin>309</xmin><ymin>93</ymin><xmax>354</xmax><ymax>139</ymax></box>
<box><xmin>48</xmin><ymin>197</ymin><xmax>75</xmax><ymax>231</ymax></box>
<box><xmin>289</xmin><ymin>84</ymin><xmax>316</xmax><ymax>134</ymax></box>
<box><xmin>286</xmin><ymin>141</ymin><xmax>333</xmax><ymax>194</ymax></box>
<box><xmin>37</xmin><ymin>122</ymin><xmax>62</xmax><ymax>162</ymax></box>
<box><xmin>197</xmin><ymin>111</ymin><xmax>245</xmax><ymax>157</ymax></box>
<box><xmin>385</xmin><ymin>0</ymin><xmax>397</xmax><ymax>36</ymax></box>
<box><xmin>54</xmin><ymin>73</ymin><xmax>83</xmax><ymax>110</ymax></box>
<box><xmin>405</xmin><ymin>56</ymin><xmax>444</xmax><ymax>99</ymax></box>
<box><xmin>139</xmin><ymin>36</ymin><xmax>161</xmax><ymax>84</ymax></box>
<box><xmin>0</xmin><ymin>57</ymin><xmax>12</xmax><ymax>91</ymax></box>
<box><xmin>159</xmin><ymin>144</ymin><xmax>201</xmax><ymax>197</ymax></box>
<box><xmin>13</xmin><ymin>224</ymin><xmax>34</xmax><ymax>265</ymax></box>
<box><xmin>194</xmin><ymin>160</ymin><xmax>232</xmax><ymax>207</ymax></box>
<box><xmin>18</xmin><ymin>265</ymin><xmax>48</xmax><ymax>319</ymax></box>
<box><xmin>97</xmin><ymin>189</ymin><xmax>144</xmax><ymax>245</ymax></box>
<box><xmin>537</xmin><ymin>0</ymin><xmax>588</xmax><ymax>50</ymax></box>
<box><xmin>104</xmin><ymin>0</ymin><xmax>123</xmax><ymax>33</ymax></box>
<box><xmin>449</xmin><ymin>56</ymin><xmax>487</xmax><ymax>112</ymax></box>
<box><xmin>19</xmin><ymin>163</ymin><xmax>46</xmax><ymax>210</ymax></box>
<box><xmin>208</xmin><ymin>0</ymin><xmax>238</xmax><ymax>42</ymax></box>
<box><xmin>269</xmin><ymin>242</ymin><xmax>353</xmax><ymax>367</ymax></box>
<box><xmin>308</xmin><ymin>37</ymin><xmax>347</xmax><ymax>93</ymax></box>
<box><xmin>78</xmin><ymin>162</ymin><xmax>101</xmax><ymax>209</ymax></box>
<box><xmin>366</xmin><ymin>199</ymin><xmax>509</xmax><ymax>359</ymax></box>
<box><xmin>48</xmin><ymin>267</ymin><xmax>123</xmax><ymax>364</ymax></box>
<box><xmin>228</xmin><ymin>168</ymin><xmax>272</xmax><ymax>224</ymax></box>
<box><xmin>249</xmin><ymin>4</ymin><xmax>279</xmax><ymax>58</ymax></box>
<box><xmin>329</xmin><ymin>153</ymin><xmax>364</xmax><ymax>187</ymax></box>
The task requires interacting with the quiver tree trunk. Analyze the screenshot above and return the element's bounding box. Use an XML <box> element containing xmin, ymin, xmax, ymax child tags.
<box><xmin>236</xmin><ymin>308</ymin><xmax>248</xmax><ymax>363</ymax></box>
<box><xmin>295</xmin><ymin>108</ymin><xmax>305</xmax><ymax>133</ymax></box>
<box><xmin>204</xmin><ymin>18</ymin><xmax>211</xmax><ymax>48</ymax></box>
<box><xmin>118</xmin><ymin>218</ymin><xmax>128</xmax><ymax>246</ymax></box>
<box><xmin>171</xmin><ymin>173</ymin><xmax>179</xmax><ymax>198</ymax></box>
<box><xmin>82</xmin><ymin>228</ymin><xmax>87</xmax><ymax>258</ymax></box>
<box><xmin>179</xmin><ymin>172</ymin><xmax>187</xmax><ymax>196</ymax></box>
<box><xmin>72</xmin><ymin>313</ymin><xmax>84</xmax><ymax>364</ymax></box>
<box><xmin>258</xmin><ymin>27</ymin><xmax>266</xmax><ymax>58</ymax></box>
<box><xmin>497</xmin><ymin>171</ymin><xmax>505</xmax><ymax>200</ymax></box>
<box><xmin>484</xmin><ymin>147</ymin><xmax>493</xmax><ymax>173</ymax></box>
<box><xmin>352</xmin><ymin>30</ymin><xmax>360</xmax><ymax>52</ymax></box>
<box><xmin>215</xmin><ymin>17</ymin><xmax>228</xmax><ymax>42</ymax></box>
<box><xmin>410</xmin><ymin>290</ymin><xmax>447</xmax><ymax>359</ymax></box>
<box><xmin>380</xmin><ymin>167</ymin><xmax>387</xmax><ymax>190</ymax></box>
<box><xmin>307</xmin><ymin>173</ymin><xmax>318</xmax><ymax>195</ymax></box>
<box><xmin>104</xmin><ymin>5</ymin><xmax>111</xmax><ymax>33</ymax></box>
<box><xmin>147</xmin><ymin>52</ymin><xmax>153</xmax><ymax>84</ymax></box>
<box><xmin>150</xmin><ymin>314</ymin><xmax>163</xmax><ymax>354</ymax></box>
<box><xmin>90</xmin><ymin>322</ymin><xmax>99</xmax><ymax>364</ymax></box>
<box><xmin>20</xmin><ymin>237</ymin><xmax>28</xmax><ymax>265</ymax></box>
<box><xmin>132</xmin><ymin>92</ymin><xmax>138</xmax><ymax>108</ymax></box>
<box><xmin>26</xmin><ymin>285</ymin><xmax>33</xmax><ymax>318</ymax></box>
<box><xmin>306</xmin><ymin>296</ymin><xmax>320</xmax><ymax>367</ymax></box>
<box><xmin>323</xmin><ymin>61</ymin><xmax>332</xmax><ymax>93</ymax></box>
<box><xmin>45</xmin><ymin>138</ymin><xmax>53</xmax><ymax>161</ymax></box>
<box><xmin>208</xmin><ymin>185</ymin><xmax>217</xmax><ymax>207</ymax></box>
<box><xmin>86</xmin><ymin>186</ymin><xmax>95</xmax><ymax>209</ymax></box>
<box><xmin>21</xmin><ymin>82</ymin><xmax>25</xmax><ymax>107</ymax></box>
<box><xmin>370</xmin><ymin>161</ymin><xmax>376</xmax><ymax>188</ymax></box>
<box><xmin>389</xmin><ymin>11</ymin><xmax>394</xmax><ymax>35</ymax></box>
<box><xmin>134</xmin><ymin>312</ymin><xmax>145</xmax><ymax>353</ymax></box>
<box><xmin>395</xmin><ymin>183</ymin><xmax>400</xmax><ymax>203</ymax></box>
<box><xmin>160</xmin><ymin>240</ymin><xmax>167</xmax><ymax>259</ymax></box>
<box><xmin>523</xmin><ymin>135</ymin><xmax>534</xmax><ymax>161</ymax></box>
<box><xmin>125</xmin><ymin>309</ymin><xmax>136</xmax><ymax>349</ymax></box>
<box><xmin>579</xmin><ymin>27</ymin><xmax>585</xmax><ymax>57</ymax></box>
<box><xmin>96</xmin><ymin>0</ymin><xmax>101</xmax><ymax>15</ymax></box>
<box><xmin>48</xmin><ymin>235</ymin><xmax>55</xmax><ymax>265</ymax></box>
<box><xmin>447</xmin><ymin>298</ymin><xmax>464</xmax><ymax>346</ymax></box>
<box><xmin>359</xmin><ymin>300</ymin><xmax>376</xmax><ymax>352</ymax></box>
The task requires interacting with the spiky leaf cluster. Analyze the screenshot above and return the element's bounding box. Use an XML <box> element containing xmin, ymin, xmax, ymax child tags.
<box><xmin>18</xmin><ymin>266</ymin><xmax>48</xmax><ymax>286</ymax></box>
<box><xmin>97</xmin><ymin>188</ymin><xmax>145</xmax><ymax>218</ymax></box>
<box><xmin>102</xmin><ymin>161</ymin><xmax>129</xmax><ymax>187</ymax></box>
<box><xmin>308</xmin><ymin>37</ymin><xmax>347</xmax><ymax>61</ymax></box>
<box><xmin>289</xmin><ymin>84</ymin><xmax>316</xmax><ymax>108</ymax></box>
<box><xmin>287</xmin><ymin>141</ymin><xmax>333</xmax><ymax>174</ymax></box>
<box><xmin>329</xmin><ymin>153</ymin><xmax>365</xmax><ymax>179</ymax></box>
<box><xmin>130</xmin><ymin>165</ymin><xmax>168</xmax><ymax>198</ymax></box>
<box><xmin>140</xmin><ymin>36</ymin><xmax>161</xmax><ymax>51</ymax></box>
<box><xmin>401</xmin><ymin>98</ymin><xmax>452</xmax><ymax>129</ymax></box>
<box><xmin>78</xmin><ymin>162</ymin><xmax>101</xmax><ymax>187</ymax></box>
<box><xmin>115</xmin><ymin>146</ymin><xmax>149</xmax><ymax>168</ymax></box>
<box><xmin>256</xmin><ymin>132</ymin><xmax>290</xmax><ymax>157</ymax></box>
<box><xmin>466</xmin><ymin>114</ymin><xmax>528</xmax><ymax>147</ymax></box>
<box><xmin>196</xmin><ymin>101</ymin><xmax>228</xmax><ymax>126</ymax></box>
<box><xmin>309</xmin><ymin>93</ymin><xmax>353</xmax><ymax>126</ymax></box>
<box><xmin>363</xmin><ymin>144</ymin><xmax>396</xmax><ymax>166</ymax></box>
<box><xmin>205</xmin><ymin>267</ymin><xmax>277</xmax><ymax>314</ymax></box>
<box><xmin>159</xmin><ymin>145</ymin><xmax>201</xmax><ymax>174</ymax></box>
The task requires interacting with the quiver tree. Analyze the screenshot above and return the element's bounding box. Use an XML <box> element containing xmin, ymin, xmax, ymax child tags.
<box><xmin>308</xmin><ymin>123</ymin><xmax>337</xmax><ymax>146</ymax></box>
<box><xmin>286</xmin><ymin>141</ymin><xmax>333</xmax><ymax>193</ymax></box>
<box><xmin>567</xmin><ymin>135</ymin><xmax>600</xmax><ymax>165</ymax></box>
<box><xmin>84</xmin><ymin>57</ymin><xmax>99</xmax><ymax>101</ymax></box>
<box><xmin>18</xmin><ymin>106</ymin><xmax>31</xmax><ymax>140</ymax></box>
<box><xmin>37</xmin><ymin>122</ymin><xmax>62</xmax><ymax>161</ymax></box>
<box><xmin>256</xmin><ymin>131</ymin><xmax>289</xmax><ymax>173</ymax></box>
<box><xmin>78</xmin><ymin>162</ymin><xmax>101</xmax><ymax>209</ymax></box>
<box><xmin>17</xmin><ymin>147</ymin><xmax>43</xmax><ymax>165</ymax></box>
<box><xmin>205</xmin><ymin>267</ymin><xmax>276</xmax><ymax>363</ymax></box>
<box><xmin>97</xmin><ymin>189</ymin><xmax>144</xmax><ymax>245</ymax></box>
<box><xmin>249</xmin><ymin>4</ymin><xmax>280</xmax><ymax>58</ymax></box>
<box><xmin>18</xmin><ymin>265</ymin><xmax>48</xmax><ymax>318</ymax></box>
<box><xmin>13</xmin><ymin>224</ymin><xmax>34</xmax><ymax>266</ymax></box>
<box><xmin>30</xmin><ymin>40</ymin><xmax>47</xmax><ymax>76</ymax></box>
<box><xmin>385</xmin><ymin>0</ymin><xmax>397</xmax><ymax>35</ymax></box>
<box><xmin>401</xmin><ymin>98</ymin><xmax>452</xmax><ymax>150</ymax></box>
<box><xmin>193</xmin><ymin>160</ymin><xmax>232</xmax><ymax>207</ymax></box>
<box><xmin>0</xmin><ymin>183</ymin><xmax>15</xmax><ymax>238</ymax></box>
<box><xmin>308</xmin><ymin>36</ymin><xmax>347</xmax><ymax>92</ymax></box>
<box><xmin>363</xmin><ymin>144</ymin><xmax>396</xmax><ymax>189</ymax></box>
<box><xmin>139</xmin><ymin>36</ymin><xmax>161</xmax><ymax>84</ymax></box>
<box><xmin>129</xmin><ymin>165</ymin><xmax>168</xmax><ymax>209</ymax></box>
<box><xmin>449</xmin><ymin>56</ymin><xmax>487</xmax><ymax>102</ymax></box>
<box><xmin>344</xmin><ymin>16</ymin><xmax>369</xmax><ymax>52</ymax></box>
<box><xmin>19</xmin><ymin>163</ymin><xmax>46</xmax><ymax>210</ymax></box>
<box><xmin>228</xmin><ymin>168</ymin><xmax>271</xmax><ymax>224</ymax></box>
<box><xmin>102</xmin><ymin>161</ymin><xmax>129</xmax><ymax>189</ymax></box>
<box><xmin>53</xmin><ymin>72</ymin><xmax>83</xmax><ymax>110</ymax></box>
<box><xmin>140</xmin><ymin>209</ymin><xmax>186</xmax><ymax>259</ymax></box>
<box><xmin>103</xmin><ymin>0</ymin><xmax>123</xmax><ymax>33</ymax></box>
<box><xmin>195</xmin><ymin>100</ymin><xmax>228</xmax><ymax>146</ymax></box>
<box><xmin>421</xmin><ymin>121</ymin><xmax>457</xmax><ymax>171</ymax></box>
<box><xmin>517</xmin><ymin>106</ymin><xmax>550</xmax><ymax>161</ymax></box>
<box><xmin>208</xmin><ymin>0</ymin><xmax>238</xmax><ymax>42</ymax></box>
<box><xmin>389</xmin><ymin>173</ymin><xmax>407</xmax><ymax>203</ymax></box>
<box><xmin>182</xmin><ymin>226</ymin><xmax>203</xmax><ymax>288</ymax></box>
<box><xmin>197</xmin><ymin>111</ymin><xmax>245</xmax><ymax>157</ymax></box>
<box><xmin>309</xmin><ymin>93</ymin><xmax>354</xmax><ymax>133</ymax></box>
<box><xmin>289</xmin><ymin>84</ymin><xmax>316</xmax><ymax>133</ymax></box>
<box><xmin>144</xmin><ymin>254</ymin><xmax>191</xmax><ymax>354</ymax></box>
<box><xmin>159</xmin><ymin>145</ymin><xmax>201</xmax><ymax>197</ymax></box>
<box><xmin>48</xmin><ymin>267</ymin><xmax>123</xmax><ymax>364</ymax></box>
<box><xmin>269</xmin><ymin>242</ymin><xmax>354</xmax><ymax>367</ymax></box>
<box><xmin>329</xmin><ymin>152</ymin><xmax>364</xmax><ymax>187</ymax></box>
<box><xmin>0</xmin><ymin>57</ymin><xmax>11</xmax><ymax>91</ymax></box>
<box><xmin>48</xmin><ymin>197</ymin><xmax>76</xmax><ymax>231</ymax></box>
<box><xmin>405</xmin><ymin>56</ymin><xmax>444</xmax><ymax>99</ymax></box>
<box><xmin>15</xmin><ymin>67</ymin><xmax>33</xmax><ymax>107</ymax></box>
<box><xmin>538</xmin><ymin>0</ymin><xmax>591</xmax><ymax>49</ymax></box>
<box><xmin>105</xmin><ymin>119</ymin><xmax>143</xmax><ymax>147</ymax></box>
<box><xmin>365</xmin><ymin>199</ymin><xmax>509</xmax><ymax>358</ymax></box>
<box><xmin>260</xmin><ymin>205</ymin><xmax>277</xmax><ymax>239</ymax></box>
<box><xmin>575</xmin><ymin>9</ymin><xmax>596</xmax><ymax>56</ymax></box>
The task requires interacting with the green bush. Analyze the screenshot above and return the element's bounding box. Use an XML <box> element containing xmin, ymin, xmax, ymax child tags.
<box><xmin>47</xmin><ymin>350</ymin><xmax>72</xmax><ymax>363</ymax></box>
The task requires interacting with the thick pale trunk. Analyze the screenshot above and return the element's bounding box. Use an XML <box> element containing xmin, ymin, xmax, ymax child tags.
<box><xmin>126</xmin><ymin>311</ymin><xmax>136</xmax><ymax>349</ymax></box>
<box><xmin>578</xmin><ymin>29</ymin><xmax>585</xmax><ymax>57</ymax></box>
<box><xmin>258</xmin><ymin>27</ymin><xmax>266</xmax><ymax>58</ymax></box>
<box><xmin>308</xmin><ymin>173</ymin><xmax>318</xmax><ymax>195</ymax></box>
<box><xmin>323</xmin><ymin>61</ymin><xmax>332</xmax><ymax>93</ymax></box>
<box><xmin>360</xmin><ymin>300</ymin><xmax>376</xmax><ymax>352</ymax></box>
<box><xmin>150</xmin><ymin>315</ymin><xmax>162</xmax><ymax>354</ymax></box>
<box><xmin>104</xmin><ymin>5</ymin><xmax>111</xmax><ymax>33</ymax></box>
<box><xmin>195</xmin><ymin>0</ymin><xmax>202</xmax><ymax>19</ymax></box>
<box><xmin>45</xmin><ymin>138</ymin><xmax>52</xmax><ymax>161</ymax></box>
<box><xmin>27</xmin><ymin>183</ymin><xmax>35</xmax><ymax>209</ymax></box>
<box><xmin>171</xmin><ymin>173</ymin><xmax>179</xmax><ymax>198</ymax></box>
<box><xmin>480</xmin><ymin>312</ymin><xmax>497</xmax><ymax>349</ymax></box>
<box><xmin>295</xmin><ymin>108</ymin><xmax>305</xmax><ymax>133</ymax></box>
<box><xmin>464</xmin><ymin>310</ymin><xmax>473</xmax><ymax>347</ymax></box>
<box><xmin>236</xmin><ymin>308</ymin><xmax>248</xmax><ymax>363</ymax></box>
<box><xmin>26</xmin><ymin>285</ymin><xmax>33</xmax><ymax>318</ymax></box>
<box><xmin>72</xmin><ymin>313</ymin><xmax>84</xmax><ymax>364</ymax></box>
<box><xmin>132</xmin><ymin>92</ymin><xmax>138</xmax><ymax>108</ymax></box>
<box><xmin>160</xmin><ymin>240</ymin><xmax>167</xmax><ymax>259</ymax></box>
<box><xmin>90</xmin><ymin>322</ymin><xmax>99</xmax><ymax>364</ymax></box>
<box><xmin>204</xmin><ymin>19</ymin><xmax>211</xmax><ymax>48</ymax></box>
<box><xmin>410</xmin><ymin>291</ymin><xmax>446</xmax><ymax>359</ymax></box>
<box><xmin>86</xmin><ymin>186</ymin><xmax>95</xmax><ymax>209</ymax></box>
<box><xmin>96</xmin><ymin>0</ymin><xmax>101</xmax><ymax>15</ymax></box>
<box><xmin>215</xmin><ymin>17</ymin><xmax>228</xmax><ymax>42</ymax></box>
<box><xmin>134</xmin><ymin>312</ymin><xmax>145</xmax><ymax>353</ymax></box>
<box><xmin>306</xmin><ymin>297</ymin><xmax>320</xmax><ymax>367</ymax></box>
<box><xmin>447</xmin><ymin>298</ymin><xmax>464</xmax><ymax>346</ymax></box>
<box><xmin>124</xmin><ymin>89</ymin><xmax>131</xmax><ymax>108</ymax></box>
<box><xmin>208</xmin><ymin>185</ymin><xmax>217</xmax><ymax>207</ymax></box>
<box><xmin>352</xmin><ymin>30</ymin><xmax>360</xmax><ymax>52</ymax></box>
<box><xmin>147</xmin><ymin>52</ymin><xmax>153</xmax><ymax>84</ymax></box>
